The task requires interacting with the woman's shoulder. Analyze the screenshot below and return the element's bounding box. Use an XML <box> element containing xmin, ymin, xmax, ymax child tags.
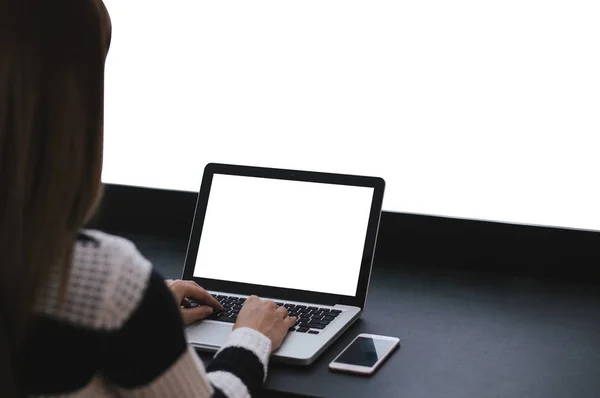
<box><xmin>35</xmin><ymin>230</ymin><xmax>154</xmax><ymax>332</ymax></box>
<box><xmin>73</xmin><ymin>229</ymin><xmax>153</xmax><ymax>288</ymax></box>
<box><xmin>75</xmin><ymin>229</ymin><xmax>141</xmax><ymax>257</ymax></box>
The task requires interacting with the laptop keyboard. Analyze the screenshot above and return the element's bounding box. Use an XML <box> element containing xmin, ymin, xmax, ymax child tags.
<box><xmin>190</xmin><ymin>294</ymin><xmax>342</xmax><ymax>335</ymax></box>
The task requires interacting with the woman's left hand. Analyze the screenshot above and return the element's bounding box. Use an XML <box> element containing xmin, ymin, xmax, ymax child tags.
<box><xmin>166</xmin><ymin>279</ymin><xmax>224</xmax><ymax>324</ymax></box>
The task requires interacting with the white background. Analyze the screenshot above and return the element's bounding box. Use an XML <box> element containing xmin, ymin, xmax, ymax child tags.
<box><xmin>193</xmin><ymin>175</ymin><xmax>374</xmax><ymax>295</ymax></box>
<box><xmin>103</xmin><ymin>0</ymin><xmax>600</xmax><ymax>231</ymax></box>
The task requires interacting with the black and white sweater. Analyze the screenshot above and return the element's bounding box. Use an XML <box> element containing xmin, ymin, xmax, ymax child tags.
<box><xmin>24</xmin><ymin>230</ymin><xmax>271</xmax><ymax>397</ymax></box>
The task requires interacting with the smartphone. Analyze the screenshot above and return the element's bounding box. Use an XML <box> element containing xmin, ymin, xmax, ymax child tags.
<box><xmin>329</xmin><ymin>333</ymin><xmax>400</xmax><ymax>375</ymax></box>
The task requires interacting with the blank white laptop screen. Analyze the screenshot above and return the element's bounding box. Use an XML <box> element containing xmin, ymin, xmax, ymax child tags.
<box><xmin>193</xmin><ymin>174</ymin><xmax>375</xmax><ymax>296</ymax></box>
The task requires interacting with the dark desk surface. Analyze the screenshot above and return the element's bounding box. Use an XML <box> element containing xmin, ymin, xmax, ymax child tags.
<box><xmin>128</xmin><ymin>234</ymin><xmax>600</xmax><ymax>398</ymax></box>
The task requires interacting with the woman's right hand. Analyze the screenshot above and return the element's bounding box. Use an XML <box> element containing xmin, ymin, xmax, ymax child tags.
<box><xmin>233</xmin><ymin>295</ymin><xmax>297</xmax><ymax>351</ymax></box>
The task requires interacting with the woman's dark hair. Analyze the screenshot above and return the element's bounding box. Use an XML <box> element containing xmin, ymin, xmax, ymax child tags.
<box><xmin>0</xmin><ymin>0</ymin><xmax>111</xmax><ymax>394</ymax></box>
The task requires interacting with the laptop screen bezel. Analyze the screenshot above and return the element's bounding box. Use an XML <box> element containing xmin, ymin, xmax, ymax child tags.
<box><xmin>182</xmin><ymin>163</ymin><xmax>385</xmax><ymax>308</ymax></box>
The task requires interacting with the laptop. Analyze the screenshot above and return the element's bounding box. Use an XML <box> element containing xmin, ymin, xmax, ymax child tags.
<box><xmin>182</xmin><ymin>163</ymin><xmax>385</xmax><ymax>365</ymax></box>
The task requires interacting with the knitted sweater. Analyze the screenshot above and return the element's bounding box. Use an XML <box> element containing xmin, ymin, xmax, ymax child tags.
<box><xmin>24</xmin><ymin>230</ymin><xmax>271</xmax><ymax>397</ymax></box>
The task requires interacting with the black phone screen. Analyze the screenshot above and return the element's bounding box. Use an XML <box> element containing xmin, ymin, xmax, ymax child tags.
<box><xmin>333</xmin><ymin>336</ymin><xmax>397</xmax><ymax>367</ymax></box>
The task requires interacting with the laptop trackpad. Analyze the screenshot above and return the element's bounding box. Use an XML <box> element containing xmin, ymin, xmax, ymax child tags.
<box><xmin>185</xmin><ymin>321</ymin><xmax>233</xmax><ymax>349</ymax></box>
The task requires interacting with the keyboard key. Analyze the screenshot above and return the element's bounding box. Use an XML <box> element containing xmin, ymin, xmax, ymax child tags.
<box><xmin>295</xmin><ymin>305</ymin><xmax>307</xmax><ymax>310</ymax></box>
<box><xmin>308</xmin><ymin>330</ymin><xmax>319</xmax><ymax>334</ymax></box>
<box><xmin>297</xmin><ymin>327</ymin><xmax>309</xmax><ymax>333</ymax></box>
<box><xmin>308</xmin><ymin>306</ymin><xmax>318</xmax><ymax>310</ymax></box>
<box><xmin>238</xmin><ymin>298</ymin><xmax>246</xmax><ymax>303</ymax></box>
<box><xmin>284</xmin><ymin>304</ymin><xmax>296</xmax><ymax>309</ymax></box>
<box><xmin>322</xmin><ymin>316</ymin><xmax>335</xmax><ymax>322</ymax></box>
<box><xmin>319</xmin><ymin>308</ymin><xmax>330</xmax><ymax>312</ymax></box>
<box><xmin>276</xmin><ymin>302</ymin><xmax>283</xmax><ymax>306</ymax></box>
<box><xmin>329</xmin><ymin>309</ymin><xmax>342</xmax><ymax>314</ymax></box>
<box><xmin>299</xmin><ymin>322</ymin><xmax>325</xmax><ymax>330</ymax></box>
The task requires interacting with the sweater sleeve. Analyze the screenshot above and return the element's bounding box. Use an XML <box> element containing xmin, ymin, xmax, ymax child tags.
<box><xmin>103</xmin><ymin>269</ymin><xmax>271</xmax><ymax>398</ymax></box>
<box><xmin>207</xmin><ymin>327</ymin><xmax>271</xmax><ymax>397</ymax></box>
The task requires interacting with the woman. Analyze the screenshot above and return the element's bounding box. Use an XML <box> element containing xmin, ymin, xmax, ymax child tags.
<box><xmin>0</xmin><ymin>1</ymin><xmax>296</xmax><ymax>397</ymax></box>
